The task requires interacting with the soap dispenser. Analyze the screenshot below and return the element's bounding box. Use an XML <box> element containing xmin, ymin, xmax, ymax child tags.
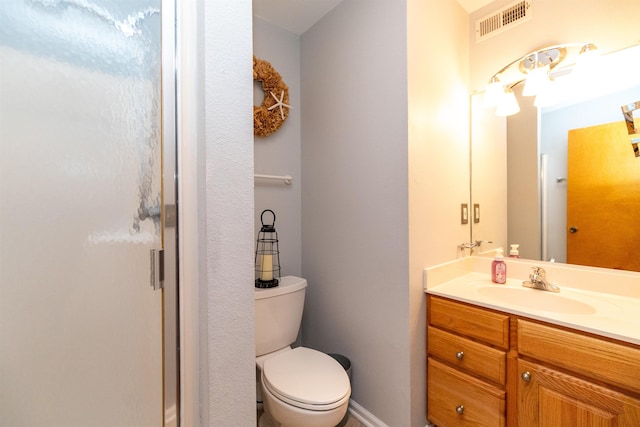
<box><xmin>491</xmin><ymin>249</ymin><xmax>507</xmax><ymax>284</ymax></box>
<box><xmin>509</xmin><ymin>244</ymin><xmax>520</xmax><ymax>258</ymax></box>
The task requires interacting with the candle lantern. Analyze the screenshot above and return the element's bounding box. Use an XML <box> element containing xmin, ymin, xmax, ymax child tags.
<box><xmin>255</xmin><ymin>209</ymin><xmax>281</xmax><ymax>288</ymax></box>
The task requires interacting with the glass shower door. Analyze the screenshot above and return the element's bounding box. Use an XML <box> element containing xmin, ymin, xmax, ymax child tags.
<box><xmin>0</xmin><ymin>1</ymin><xmax>170</xmax><ymax>425</ymax></box>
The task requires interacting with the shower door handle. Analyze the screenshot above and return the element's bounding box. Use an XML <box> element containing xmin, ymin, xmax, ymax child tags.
<box><xmin>150</xmin><ymin>249</ymin><xmax>164</xmax><ymax>290</ymax></box>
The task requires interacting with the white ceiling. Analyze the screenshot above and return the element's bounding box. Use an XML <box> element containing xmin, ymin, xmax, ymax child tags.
<box><xmin>253</xmin><ymin>0</ymin><xmax>496</xmax><ymax>35</ymax></box>
<box><xmin>253</xmin><ymin>0</ymin><xmax>344</xmax><ymax>35</ymax></box>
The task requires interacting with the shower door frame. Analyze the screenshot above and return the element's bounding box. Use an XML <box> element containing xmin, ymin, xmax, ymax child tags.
<box><xmin>162</xmin><ymin>0</ymin><xmax>180</xmax><ymax>425</ymax></box>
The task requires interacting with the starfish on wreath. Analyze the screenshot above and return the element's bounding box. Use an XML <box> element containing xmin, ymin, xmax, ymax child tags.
<box><xmin>268</xmin><ymin>90</ymin><xmax>292</xmax><ymax>120</ymax></box>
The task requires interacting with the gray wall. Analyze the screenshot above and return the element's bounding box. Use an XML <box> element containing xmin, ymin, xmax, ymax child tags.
<box><xmin>253</xmin><ymin>17</ymin><xmax>303</xmax><ymax>278</ymax></box>
<box><xmin>506</xmin><ymin>86</ymin><xmax>540</xmax><ymax>260</ymax></box>
<box><xmin>300</xmin><ymin>1</ymin><xmax>411</xmax><ymax>425</ymax></box>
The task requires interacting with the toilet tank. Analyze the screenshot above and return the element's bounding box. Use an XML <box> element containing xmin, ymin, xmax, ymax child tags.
<box><xmin>255</xmin><ymin>276</ymin><xmax>307</xmax><ymax>357</ymax></box>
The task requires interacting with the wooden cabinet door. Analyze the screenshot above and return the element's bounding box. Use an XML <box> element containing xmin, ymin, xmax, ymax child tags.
<box><xmin>518</xmin><ymin>359</ymin><xmax>640</xmax><ymax>426</ymax></box>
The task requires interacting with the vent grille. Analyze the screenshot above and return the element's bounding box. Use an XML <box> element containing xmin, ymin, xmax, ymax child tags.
<box><xmin>476</xmin><ymin>1</ymin><xmax>532</xmax><ymax>42</ymax></box>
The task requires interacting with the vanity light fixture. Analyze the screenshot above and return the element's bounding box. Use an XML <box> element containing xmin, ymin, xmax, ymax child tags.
<box><xmin>522</xmin><ymin>51</ymin><xmax>551</xmax><ymax>97</ymax></box>
<box><xmin>483</xmin><ymin>43</ymin><xmax>598</xmax><ymax>116</ymax></box>
<box><xmin>578</xmin><ymin>43</ymin><xmax>599</xmax><ymax>61</ymax></box>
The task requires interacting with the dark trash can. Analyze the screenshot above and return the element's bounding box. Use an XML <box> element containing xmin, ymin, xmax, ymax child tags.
<box><xmin>328</xmin><ymin>353</ymin><xmax>352</xmax><ymax>381</ymax></box>
<box><xmin>329</xmin><ymin>353</ymin><xmax>352</xmax><ymax>426</ymax></box>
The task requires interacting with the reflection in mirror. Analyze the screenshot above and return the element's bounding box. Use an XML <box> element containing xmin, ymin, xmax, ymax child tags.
<box><xmin>622</xmin><ymin>100</ymin><xmax>640</xmax><ymax>157</ymax></box>
<box><xmin>472</xmin><ymin>42</ymin><xmax>640</xmax><ymax>272</ymax></box>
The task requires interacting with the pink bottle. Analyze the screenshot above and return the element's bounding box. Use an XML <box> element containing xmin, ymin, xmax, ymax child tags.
<box><xmin>491</xmin><ymin>249</ymin><xmax>507</xmax><ymax>284</ymax></box>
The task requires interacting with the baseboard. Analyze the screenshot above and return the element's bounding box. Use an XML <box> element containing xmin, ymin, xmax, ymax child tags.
<box><xmin>347</xmin><ymin>400</ymin><xmax>389</xmax><ymax>427</ymax></box>
<box><xmin>348</xmin><ymin>399</ymin><xmax>434</xmax><ymax>427</ymax></box>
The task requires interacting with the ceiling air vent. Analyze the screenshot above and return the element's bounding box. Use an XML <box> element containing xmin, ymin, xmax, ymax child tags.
<box><xmin>475</xmin><ymin>1</ymin><xmax>532</xmax><ymax>42</ymax></box>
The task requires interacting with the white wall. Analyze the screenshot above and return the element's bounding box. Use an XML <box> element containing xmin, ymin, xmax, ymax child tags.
<box><xmin>300</xmin><ymin>0</ymin><xmax>411</xmax><ymax>425</ymax></box>
<box><xmin>470</xmin><ymin>93</ymin><xmax>507</xmax><ymax>254</ymax></box>
<box><xmin>408</xmin><ymin>0</ymin><xmax>470</xmax><ymax>425</ymax></box>
<box><xmin>199</xmin><ymin>1</ymin><xmax>256</xmax><ymax>426</ymax></box>
<box><xmin>253</xmin><ymin>17</ymin><xmax>303</xmax><ymax>278</ymax></box>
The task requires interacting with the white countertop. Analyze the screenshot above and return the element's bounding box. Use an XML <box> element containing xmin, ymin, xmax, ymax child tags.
<box><xmin>424</xmin><ymin>257</ymin><xmax>640</xmax><ymax>346</ymax></box>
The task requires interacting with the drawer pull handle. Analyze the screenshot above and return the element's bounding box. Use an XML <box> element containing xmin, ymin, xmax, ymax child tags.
<box><xmin>455</xmin><ymin>351</ymin><xmax>464</xmax><ymax>360</ymax></box>
<box><xmin>455</xmin><ymin>405</ymin><xmax>464</xmax><ymax>415</ymax></box>
<box><xmin>521</xmin><ymin>371</ymin><xmax>531</xmax><ymax>382</ymax></box>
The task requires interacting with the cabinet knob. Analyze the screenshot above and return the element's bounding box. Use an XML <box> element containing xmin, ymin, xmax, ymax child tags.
<box><xmin>455</xmin><ymin>405</ymin><xmax>464</xmax><ymax>415</ymax></box>
<box><xmin>455</xmin><ymin>351</ymin><xmax>464</xmax><ymax>360</ymax></box>
<box><xmin>521</xmin><ymin>371</ymin><xmax>531</xmax><ymax>382</ymax></box>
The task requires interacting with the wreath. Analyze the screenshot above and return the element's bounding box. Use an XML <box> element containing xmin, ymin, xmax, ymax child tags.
<box><xmin>253</xmin><ymin>56</ymin><xmax>291</xmax><ymax>137</ymax></box>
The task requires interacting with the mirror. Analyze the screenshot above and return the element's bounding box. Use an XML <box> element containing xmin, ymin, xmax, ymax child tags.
<box><xmin>471</xmin><ymin>42</ymin><xmax>640</xmax><ymax>272</ymax></box>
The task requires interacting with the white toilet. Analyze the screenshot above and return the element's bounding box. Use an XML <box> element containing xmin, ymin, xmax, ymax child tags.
<box><xmin>255</xmin><ymin>276</ymin><xmax>351</xmax><ymax>427</ymax></box>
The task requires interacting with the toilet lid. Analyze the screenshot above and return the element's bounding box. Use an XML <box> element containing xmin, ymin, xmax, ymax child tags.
<box><xmin>262</xmin><ymin>347</ymin><xmax>351</xmax><ymax>410</ymax></box>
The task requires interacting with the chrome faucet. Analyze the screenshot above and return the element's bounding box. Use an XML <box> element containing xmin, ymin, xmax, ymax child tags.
<box><xmin>458</xmin><ymin>240</ymin><xmax>493</xmax><ymax>251</ymax></box>
<box><xmin>522</xmin><ymin>267</ymin><xmax>560</xmax><ymax>293</ymax></box>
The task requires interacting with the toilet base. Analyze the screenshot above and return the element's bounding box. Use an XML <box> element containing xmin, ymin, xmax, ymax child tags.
<box><xmin>259</xmin><ymin>408</ymin><xmax>349</xmax><ymax>427</ymax></box>
<box><xmin>262</xmin><ymin>382</ymin><xmax>348</xmax><ymax>427</ymax></box>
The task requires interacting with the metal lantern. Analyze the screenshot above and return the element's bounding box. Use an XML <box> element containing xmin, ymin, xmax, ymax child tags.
<box><xmin>255</xmin><ymin>209</ymin><xmax>281</xmax><ymax>288</ymax></box>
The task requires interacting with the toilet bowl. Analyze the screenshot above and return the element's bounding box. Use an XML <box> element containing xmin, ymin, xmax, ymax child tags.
<box><xmin>254</xmin><ymin>276</ymin><xmax>351</xmax><ymax>427</ymax></box>
<box><xmin>258</xmin><ymin>347</ymin><xmax>350</xmax><ymax>427</ymax></box>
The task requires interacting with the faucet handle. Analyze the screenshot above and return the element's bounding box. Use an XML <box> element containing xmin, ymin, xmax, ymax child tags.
<box><xmin>532</xmin><ymin>266</ymin><xmax>546</xmax><ymax>276</ymax></box>
<box><xmin>529</xmin><ymin>266</ymin><xmax>546</xmax><ymax>282</ymax></box>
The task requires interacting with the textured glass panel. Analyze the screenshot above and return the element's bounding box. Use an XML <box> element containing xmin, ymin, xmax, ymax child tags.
<box><xmin>0</xmin><ymin>1</ymin><xmax>163</xmax><ymax>426</ymax></box>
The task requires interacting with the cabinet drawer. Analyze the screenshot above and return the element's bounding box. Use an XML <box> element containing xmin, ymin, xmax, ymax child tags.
<box><xmin>430</xmin><ymin>297</ymin><xmax>510</xmax><ymax>349</ymax></box>
<box><xmin>428</xmin><ymin>326</ymin><xmax>506</xmax><ymax>385</ymax></box>
<box><xmin>518</xmin><ymin>319</ymin><xmax>640</xmax><ymax>394</ymax></box>
<box><xmin>428</xmin><ymin>358</ymin><xmax>506</xmax><ymax>427</ymax></box>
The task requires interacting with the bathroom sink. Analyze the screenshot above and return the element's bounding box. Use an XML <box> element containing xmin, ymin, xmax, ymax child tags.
<box><xmin>476</xmin><ymin>285</ymin><xmax>598</xmax><ymax>315</ymax></box>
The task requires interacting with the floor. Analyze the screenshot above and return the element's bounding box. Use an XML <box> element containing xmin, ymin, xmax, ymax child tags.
<box><xmin>257</xmin><ymin>406</ymin><xmax>366</xmax><ymax>427</ymax></box>
<box><xmin>336</xmin><ymin>412</ymin><xmax>367</xmax><ymax>427</ymax></box>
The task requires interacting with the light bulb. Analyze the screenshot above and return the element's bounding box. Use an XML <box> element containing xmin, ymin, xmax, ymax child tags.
<box><xmin>483</xmin><ymin>77</ymin><xmax>503</xmax><ymax>108</ymax></box>
<box><xmin>523</xmin><ymin>66</ymin><xmax>550</xmax><ymax>97</ymax></box>
<box><xmin>496</xmin><ymin>88</ymin><xmax>520</xmax><ymax>116</ymax></box>
<box><xmin>534</xmin><ymin>78</ymin><xmax>558</xmax><ymax>108</ymax></box>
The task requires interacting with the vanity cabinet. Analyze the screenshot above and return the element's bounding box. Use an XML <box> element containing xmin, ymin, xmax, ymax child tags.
<box><xmin>517</xmin><ymin>319</ymin><xmax>640</xmax><ymax>427</ymax></box>
<box><xmin>427</xmin><ymin>296</ymin><xmax>509</xmax><ymax>427</ymax></box>
<box><xmin>517</xmin><ymin>359</ymin><xmax>640</xmax><ymax>426</ymax></box>
<box><xmin>427</xmin><ymin>295</ymin><xmax>640</xmax><ymax>427</ymax></box>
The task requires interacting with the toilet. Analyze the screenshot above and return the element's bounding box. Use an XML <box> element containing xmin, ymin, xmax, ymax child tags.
<box><xmin>255</xmin><ymin>276</ymin><xmax>351</xmax><ymax>427</ymax></box>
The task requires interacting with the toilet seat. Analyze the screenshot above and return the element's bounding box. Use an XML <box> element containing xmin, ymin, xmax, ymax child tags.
<box><xmin>262</xmin><ymin>347</ymin><xmax>351</xmax><ymax>411</ymax></box>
